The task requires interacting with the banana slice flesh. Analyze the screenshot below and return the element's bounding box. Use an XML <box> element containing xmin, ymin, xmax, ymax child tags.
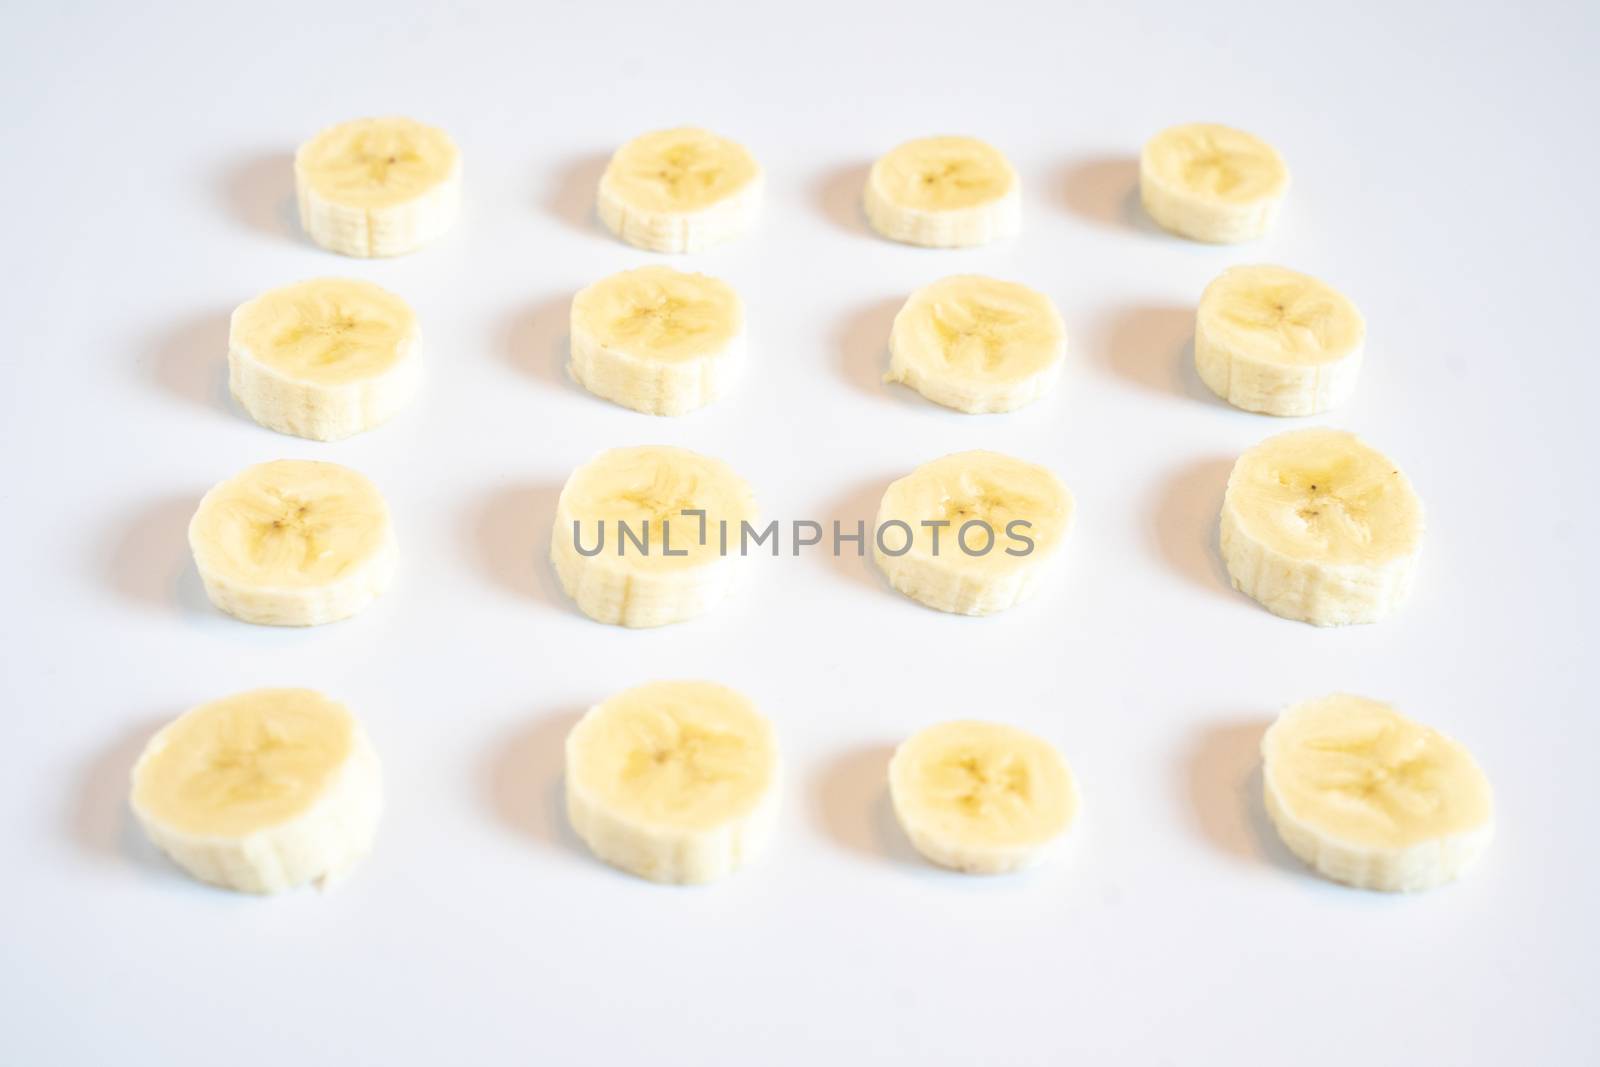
<box><xmin>886</xmin><ymin>275</ymin><xmax>1065</xmax><ymax>413</ymax></box>
<box><xmin>1196</xmin><ymin>265</ymin><xmax>1364</xmax><ymax>416</ymax></box>
<box><xmin>873</xmin><ymin>450</ymin><xmax>1073</xmax><ymax>616</ymax></box>
<box><xmin>229</xmin><ymin>277</ymin><xmax>421</xmax><ymax>441</ymax></box>
<box><xmin>1262</xmin><ymin>694</ymin><xmax>1493</xmax><ymax>891</ymax></box>
<box><xmin>864</xmin><ymin>136</ymin><xmax>1020</xmax><ymax>247</ymax></box>
<box><xmin>569</xmin><ymin>266</ymin><xmax>743</xmax><ymax>415</ymax></box>
<box><xmin>130</xmin><ymin>688</ymin><xmax>383</xmax><ymax>893</ymax></box>
<box><xmin>890</xmin><ymin>720</ymin><xmax>1077</xmax><ymax>874</ymax></box>
<box><xmin>550</xmin><ymin>446</ymin><xmax>758</xmax><ymax>628</ymax></box>
<box><xmin>596</xmin><ymin>127</ymin><xmax>763</xmax><ymax>253</ymax></box>
<box><xmin>188</xmin><ymin>459</ymin><xmax>398</xmax><ymax>627</ymax></box>
<box><xmin>1140</xmin><ymin>123</ymin><xmax>1289</xmax><ymax>243</ymax></box>
<box><xmin>294</xmin><ymin>116</ymin><xmax>461</xmax><ymax>257</ymax></box>
<box><xmin>1220</xmin><ymin>429</ymin><xmax>1423</xmax><ymax>626</ymax></box>
<box><xmin>565</xmin><ymin>680</ymin><xmax>780</xmax><ymax>884</ymax></box>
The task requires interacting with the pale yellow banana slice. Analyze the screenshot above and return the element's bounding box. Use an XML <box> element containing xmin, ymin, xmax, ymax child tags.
<box><xmin>1196</xmin><ymin>265</ymin><xmax>1364</xmax><ymax>416</ymax></box>
<box><xmin>885</xmin><ymin>275</ymin><xmax>1065</xmax><ymax>413</ymax></box>
<box><xmin>130</xmin><ymin>688</ymin><xmax>382</xmax><ymax>894</ymax></box>
<box><xmin>229</xmin><ymin>277</ymin><xmax>421</xmax><ymax>441</ymax></box>
<box><xmin>189</xmin><ymin>459</ymin><xmax>397</xmax><ymax>627</ymax></box>
<box><xmin>873</xmin><ymin>451</ymin><xmax>1073</xmax><ymax>616</ymax></box>
<box><xmin>565</xmin><ymin>680</ymin><xmax>780</xmax><ymax>884</ymax></box>
<box><xmin>864</xmin><ymin>136</ymin><xmax>1020</xmax><ymax>248</ymax></box>
<box><xmin>294</xmin><ymin>116</ymin><xmax>461</xmax><ymax>257</ymax></box>
<box><xmin>596</xmin><ymin>127</ymin><xmax>762</xmax><ymax>253</ymax></box>
<box><xmin>1262</xmin><ymin>694</ymin><xmax>1493</xmax><ymax>891</ymax></box>
<box><xmin>551</xmin><ymin>446</ymin><xmax>758</xmax><ymax>627</ymax></box>
<box><xmin>569</xmin><ymin>266</ymin><xmax>743</xmax><ymax>415</ymax></box>
<box><xmin>1140</xmin><ymin>123</ymin><xmax>1289</xmax><ymax>243</ymax></box>
<box><xmin>1221</xmin><ymin>429</ymin><xmax>1423</xmax><ymax>626</ymax></box>
<box><xmin>889</xmin><ymin>720</ymin><xmax>1077</xmax><ymax>874</ymax></box>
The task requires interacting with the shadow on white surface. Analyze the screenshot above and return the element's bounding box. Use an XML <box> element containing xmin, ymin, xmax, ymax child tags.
<box><xmin>1150</xmin><ymin>456</ymin><xmax>1236</xmax><ymax>599</ymax></box>
<box><xmin>147</xmin><ymin>310</ymin><xmax>233</xmax><ymax>414</ymax></box>
<box><xmin>220</xmin><ymin>151</ymin><xmax>302</xmax><ymax>242</ymax></box>
<box><xmin>484</xmin><ymin>708</ymin><xmax>590</xmax><ymax>859</ymax></box>
<box><xmin>104</xmin><ymin>493</ymin><xmax>212</xmax><ymax>614</ymax></box>
<box><xmin>813</xmin><ymin>161</ymin><xmax>872</xmax><ymax>237</ymax></box>
<box><xmin>818</xmin><ymin>477</ymin><xmax>896</xmax><ymax>596</ymax></box>
<box><xmin>833</xmin><ymin>296</ymin><xmax>919</xmax><ymax>406</ymax></box>
<box><xmin>69</xmin><ymin>715</ymin><xmax>186</xmax><ymax>881</ymax></box>
<box><xmin>1100</xmin><ymin>304</ymin><xmax>1215</xmax><ymax>404</ymax></box>
<box><xmin>1185</xmin><ymin>719</ymin><xmax>1326</xmax><ymax>883</ymax></box>
<box><xmin>503</xmin><ymin>293</ymin><xmax>593</xmax><ymax>400</ymax></box>
<box><xmin>468</xmin><ymin>482</ymin><xmax>566</xmax><ymax>606</ymax></box>
<box><xmin>813</xmin><ymin>743</ymin><xmax>923</xmax><ymax>867</ymax></box>
<box><xmin>1059</xmin><ymin>156</ymin><xmax>1163</xmax><ymax>236</ymax></box>
<box><xmin>544</xmin><ymin>153</ymin><xmax>610</xmax><ymax>237</ymax></box>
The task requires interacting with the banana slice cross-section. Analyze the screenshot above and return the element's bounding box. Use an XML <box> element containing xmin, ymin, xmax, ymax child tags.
<box><xmin>1196</xmin><ymin>265</ymin><xmax>1364</xmax><ymax>416</ymax></box>
<box><xmin>189</xmin><ymin>459</ymin><xmax>398</xmax><ymax>627</ymax></box>
<box><xmin>1220</xmin><ymin>429</ymin><xmax>1423</xmax><ymax>626</ymax></box>
<box><xmin>229</xmin><ymin>278</ymin><xmax>421</xmax><ymax>441</ymax></box>
<box><xmin>130</xmin><ymin>688</ymin><xmax>383</xmax><ymax>894</ymax></box>
<box><xmin>865</xmin><ymin>136</ymin><xmax>1020</xmax><ymax>248</ymax></box>
<box><xmin>889</xmin><ymin>720</ymin><xmax>1078</xmax><ymax>874</ymax></box>
<box><xmin>873</xmin><ymin>451</ymin><xmax>1073</xmax><ymax>616</ymax></box>
<box><xmin>1262</xmin><ymin>694</ymin><xmax>1493</xmax><ymax>891</ymax></box>
<box><xmin>1140</xmin><ymin>123</ymin><xmax>1289</xmax><ymax>243</ymax></box>
<box><xmin>565</xmin><ymin>680</ymin><xmax>781</xmax><ymax>884</ymax></box>
<box><xmin>886</xmin><ymin>275</ymin><xmax>1065</xmax><ymax>413</ymax></box>
<box><xmin>597</xmin><ymin>127</ymin><xmax>762</xmax><ymax>253</ymax></box>
<box><xmin>294</xmin><ymin>116</ymin><xmax>461</xmax><ymax>257</ymax></box>
<box><xmin>569</xmin><ymin>266</ymin><xmax>743</xmax><ymax>415</ymax></box>
<box><xmin>551</xmin><ymin>446</ymin><xmax>758</xmax><ymax>628</ymax></box>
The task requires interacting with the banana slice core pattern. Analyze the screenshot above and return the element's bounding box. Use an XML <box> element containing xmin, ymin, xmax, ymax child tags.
<box><xmin>573</xmin><ymin>267</ymin><xmax>741</xmax><ymax>363</ymax></box>
<box><xmin>870</xmin><ymin>136</ymin><xmax>1016</xmax><ymax>212</ymax></box>
<box><xmin>232</xmin><ymin>278</ymin><xmax>416</xmax><ymax>386</ymax></box>
<box><xmin>295</xmin><ymin>117</ymin><xmax>458</xmax><ymax>209</ymax></box>
<box><xmin>600</xmin><ymin>127</ymin><xmax>760</xmax><ymax>215</ymax></box>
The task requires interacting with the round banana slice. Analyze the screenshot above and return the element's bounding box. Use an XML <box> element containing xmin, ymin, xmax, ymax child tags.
<box><xmin>550</xmin><ymin>446</ymin><xmax>758</xmax><ymax>628</ymax></box>
<box><xmin>872</xmin><ymin>450</ymin><xmax>1073</xmax><ymax>616</ymax></box>
<box><xmin>1196</xmin><ymin>265</ymin><xmax>1364</xmax><ymax>416</ymax></box>
<box><xmin>596</xmin><ymin>127</ymin><xmax>762</xmax><ymax>253</ymax></box>
<box><xmin>569</xmin><ymin>266</ymin><xmax>743</xmax><ymax>416</ymax></box>
<box><xmin>864</xmin><ymin>136</ymin><xmax>1020</xmax><ymax>248</ymax></box>
<box><xmin>1139</xmin><ymin>123</ymin><xmax>1289</xmax><ymax>243</ymax></box>
<box><xmin>565</xmin><ymin>680</ymin><xmax>780</xmax><ymax>884</ymax></box>
<box><xmin>189</xmin><ymin>459</ymin><xmax>398</xmax><ymax>627</ymax></box>
<box><xmin>294</xmin><ymin>116</ymin><xmax>461</xmax><ymax>257</ymax></box>
<box><xmin>130</xmin><ymin>688</ymin><xmax>383</xmax><ymax>894</ymax></box>
<box><xmin>885</xmin><ymin>275</ymin><xmax>1065</xmax><ymax>413</ymax></box>
<box><xmin>1220</xmin><ymin>429</ymin><xmax>1423</xmax><ymax>626</ymax></box>
<box><xmin>889</xmin><ymin>720</ymin><xmax>1077</xmax><ymax>874</ymax></box>
<box><xmin>1262</xmin><ymin>694</ymin><xmax>1493</xmax><ymax>891</ymax></box>
<box><xmin>229</xmin><ymin>277</ymin><xmax>421</xmax><ymax>441</ymax></box>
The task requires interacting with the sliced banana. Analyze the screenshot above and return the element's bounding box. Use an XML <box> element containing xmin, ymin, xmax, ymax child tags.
<box><xmin>1262</xmin><ymin>694</ymin><xmax>1493</xmax><ymax>891</ymax></box>
<box><xmin>1196</xmin><ymin>265</ymin><xmax>1364</xmax><ymax>416</ymax></box>
<box><xmin>885</xmin><ymin>275</ymin><xmax>1065</xmax><ymax>413</ymax></box>
<box><xmin>189</xmin><ymin>459</ymin><xmax>397</xmax><ymax>627</ymax></box>
<box><xmin>1221</xmin><ymin>429</ymin><xmax>1423</xmax><ymax>626</ymax></box>
<box><xmin>294</xmin><ymin>116</ymin><xmax>461</xmax><ymax>257</ymax></box>
<box><xmin>864</xmin><ymin>136</ymin><xmax>1020</xmax><ymax>248</ymax></box>
<box><xmin>873</xmin><ymin>451</ymin><xmax>1073</xmax><ymax>616</ymax></box>
<box><xmin>565</xmin><ymin>680</ymin><xmax>780</xmax><ymax>884</ymax></box>
<box><xmin>551</xmin><ymin>446</ymin><xmax>758</xmax><ymax>628</ymax></box>
<box><xmin>229</xmin><ymin>277</ymin><xmax>421</xmax><ymax>441</ymax></box>
<box><xmin>130</xmin><ymin>688</ymin><xmax>382</xmax><ymax>894</ymax></box>
<box><xmin>1140</xmin><ymin>123</ymin><xmax>1289</xmax><ymax>243</ymax></box>
<box><xmin>596</xmin><ymin>127</ymin><xmax>762</xmax><ymax>253</ymax></box>
<box><xmin>889</xmin><ymin>720</ymin><xmax>1077</xmax><ymax>874</ymax></box>
<box><xmin>569</xmin><ymin>266</ymin><xmax>743</xmax><ymax>416</ymax></box>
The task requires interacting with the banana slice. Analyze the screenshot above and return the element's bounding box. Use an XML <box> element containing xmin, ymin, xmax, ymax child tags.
<box><xmin>1196</xmin><ymin>265</ymin><xmax>1364</xmax><ymax>416</ymax></box>
<box><xmin>864</xmin><ymin>136</ymin><xmax>1020</xmax><ymax>248</ymax></box>
<box><xmin>872</xmin><ymin>451</ymin><xmax>1073</xmax><ymax>616</ymax></box>
<box><xmin>1262</xmin><ymin>694</ymin><xmax>1493</xmax><ymax>891</ymax></box>
<box><xmin>596</xmin><ymin>127</ymin><xmax>762</xmax><ymax>253</ymax></box>
<box><xmin>130</xmin><ymin>688</ymin><xmax>382</xmax><ymax>894</ymax></box>
<box><xmin>885</xmin><ymin>275</ymin><xmax>1065</xmax><ymax>413</ymax></box>
<box><xmin>565</xmin><ymin>680</ymin><xmax>780</xmax><ymax>884</ymax></box>
<box><xmin>1139</xmin><ymin>123</ymin><xmax>1289</xmax><ymax>243</ymax></box>
<box><xmin>189</xmin><ymin>459</ymin><xmax>398</xmax><ymax>627</ymax></box>
<box><xmin>551</xmin><ymin>446</ymin><xmax>758</xmax><ymax>627</ymax></box>
<box><xmin>294</xmin><ymin>116</ymin><xmax>461</xmax><ymax>257</ymax></box>
<box><xmin>569</xmin><ymin>266</ymin><xmax>743</xmax><ymax>416</ymax></box>
<box><xmin>889</xmin><ymin>720</ymin><xmax>1077</xmax><ymax>874</ymax></box>
<box><xmin>1220</xmin><ymin>429</ymin><xmax>1423</xmax><ymax>626</ymax></box>
<box><xmin>229</xmin><ymin>278</ymin><xmax>421</xmax><ymax>441</ymax></box>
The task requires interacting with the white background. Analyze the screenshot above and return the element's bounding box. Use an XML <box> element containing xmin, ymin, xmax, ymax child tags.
<box><xmin>3</xmin><ymin>1</ymin><xmax>1596</xmax><ymax>1063</ymax></box>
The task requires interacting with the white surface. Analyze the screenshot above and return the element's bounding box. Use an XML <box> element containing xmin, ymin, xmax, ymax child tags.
<box><xmin>2</xmin><ymin>2</ymin><xmax>1596</xmax><ymax>1063</ymax></box>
